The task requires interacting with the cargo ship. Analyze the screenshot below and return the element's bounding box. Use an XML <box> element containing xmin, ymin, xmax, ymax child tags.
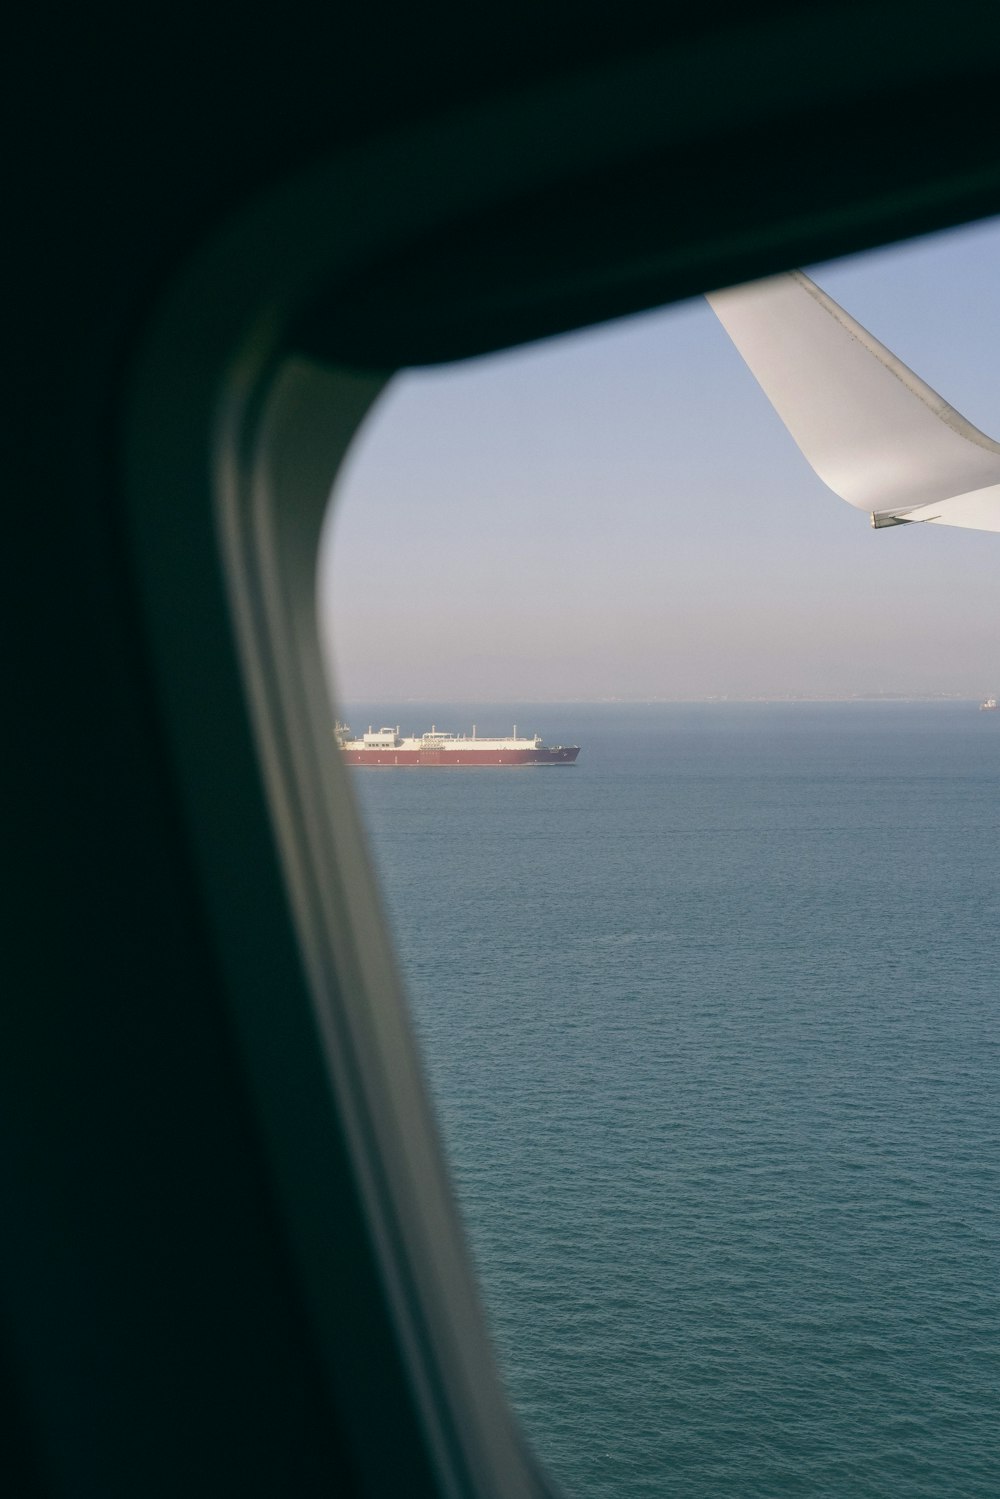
<box><xmin>337</xmin><ymin>723</ymin><xmax>580</xmax><ymax>766</ymax></box>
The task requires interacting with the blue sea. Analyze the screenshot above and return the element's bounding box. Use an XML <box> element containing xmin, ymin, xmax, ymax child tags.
<box><xmin>346</xmin><ymin>703</ymin><xmax>1000</xmax><ymax>1498</ymax></box>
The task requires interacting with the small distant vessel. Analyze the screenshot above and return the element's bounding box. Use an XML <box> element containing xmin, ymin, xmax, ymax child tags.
<box><xmin>980</xmin><ymin>697</ymin><xmax>998</xmax><ymax>712</ymax></box>
<box><xmin>336</xmin><ymin>723</ymin><xmax>580</xmax><ymax>766</ymax></box>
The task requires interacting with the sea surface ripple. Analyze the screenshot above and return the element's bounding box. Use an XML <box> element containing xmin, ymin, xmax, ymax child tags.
<box><xmin>349</xmin><ymin>702</ymin><xmax>1000</xmax><ymax>1498</ymax></box>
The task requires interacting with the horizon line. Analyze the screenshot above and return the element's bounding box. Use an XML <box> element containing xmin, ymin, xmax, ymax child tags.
<box><xmin>337</xmin><ymin>693</ymin><xmax>989</xmax><ymax>705</ymax></box>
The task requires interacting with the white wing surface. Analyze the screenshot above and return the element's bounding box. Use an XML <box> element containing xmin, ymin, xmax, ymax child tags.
<box><xmin>707</xmin><ymin>271</ymin><xmax>1000</xmax><ymax>533</ymax></box>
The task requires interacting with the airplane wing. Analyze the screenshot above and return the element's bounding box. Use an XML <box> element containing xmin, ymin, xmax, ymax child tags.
<box><xmin>707</xmin><ymin>270</ymin><xmax>1000</xmax><ymax>532</ymax></box>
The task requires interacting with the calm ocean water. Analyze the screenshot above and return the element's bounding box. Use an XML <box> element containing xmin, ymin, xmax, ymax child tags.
<box><xmin>347</xmin><ymin>703</ymin><xmax>1000</xmax><ymax>1499</ymax></box>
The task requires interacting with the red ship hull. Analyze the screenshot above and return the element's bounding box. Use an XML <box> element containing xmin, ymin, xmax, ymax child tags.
<box><xmin>342</xmin><ymin>746</ymin><xmax>579</xmax><ymax>767</ymax></box>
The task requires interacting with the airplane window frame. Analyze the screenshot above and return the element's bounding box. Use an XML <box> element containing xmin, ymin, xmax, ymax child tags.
<box><xmin>122</xmin><ymin>137</ymin><xmax>569</xmax><ymax>1499</ymax></box>
<box><xmin>118</xmin><ymin>38</ymin><xmax>1000</xmax><ymax>1492</ymax></box>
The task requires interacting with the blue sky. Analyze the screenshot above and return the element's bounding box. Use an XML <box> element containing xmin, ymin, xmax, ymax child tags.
<box><xmin>319</xmin><ymin>216</ymin><xmax>1000</xmax><ymax>702</ymax></box>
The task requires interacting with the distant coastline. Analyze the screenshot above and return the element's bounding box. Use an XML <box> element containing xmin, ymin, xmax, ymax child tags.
<box><xmin>342</xmin><ymin>693</ymin><xmax>987</xmax><ymax>706</ymax></box>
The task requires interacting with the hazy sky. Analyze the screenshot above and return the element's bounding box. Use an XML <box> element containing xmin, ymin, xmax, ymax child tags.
<box><xmin>319</xmin><ymin>217</ymin><xmax>1000</xmax><ymax>703</ymax></box>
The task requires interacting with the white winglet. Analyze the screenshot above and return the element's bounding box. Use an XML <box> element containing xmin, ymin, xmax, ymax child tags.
<box><xmin>707</xmin><ymin>270</ymin><xmax>1000</xmax><ymax>533</ymax></box>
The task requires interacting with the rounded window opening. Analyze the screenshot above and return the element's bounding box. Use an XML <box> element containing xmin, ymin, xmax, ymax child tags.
<box><xmin>318</xmin><ymin>219</ymin><xmax>1000</xmax><ymax>1499</ymax></box>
